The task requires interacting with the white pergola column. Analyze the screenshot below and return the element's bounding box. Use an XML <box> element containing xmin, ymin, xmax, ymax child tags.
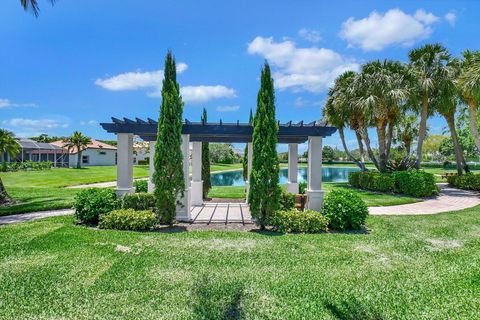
<box><xmin>287</xmin><ymin>143</ymin><xmax>299</xmax><ymax>194</ymax></box>
<box><xmin>148</xmin><ymin>141</ymin><xmax>156</xmax><ymax>193</ymax></box>
<box><xmin>190</xmin><ymin>141</ymin><xmax>203</xmax><ymax>205</ymax></box>
<box><xmin>116</xmin><ymin>133</ymin><xmax>134</xmax><ymax>196</ymax></box>
<box><xmin>176</xmin><ymin>134</ymin><xmax>191</xmax><ymax>221</ymax></box>
<box><xmin>245</xmin><ymin>142</ymin><xmax>253</xmax><ymax>198</ymax></box>
<box><xmin>307</xmin><ymin>136</ymin><xmax>324</xmax><ymax>211</ymax></box>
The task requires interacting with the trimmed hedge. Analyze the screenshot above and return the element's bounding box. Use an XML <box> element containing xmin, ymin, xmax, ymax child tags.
<box><xmin>447</xmin><ymin>174</ymin><xmax>480</xmax><ymax>190</ymax></box>
<box><xmin>99</xmin><ymin>209</ymin><xmax>157</xmax><ymax>231</ymax></box>
<box><xmin>73</xmin><ymin>188</ymin><xmax>120</xmax><ymax>224</ymax></box>
<box><xmin>270</xmin><ymin>209</ymin><xmax>329</xmax><ymax>233</ymax></box>
<box><xmin>133</xmin><ymin>180</ymin><xmax>148</xmax><ymax>193</ymax></box>
<box><xmin>122</xmin><ymin>193</ymin><xmax>156</xmax><ymax>211</ymax></box>
<box><xmin>322</xmin><ymin>189</ymin><xmax>368</xmax><ymax>230</ymax></box>
<box><xmin>349</xmin><ymin>170</ymin><xmax>438</xmax><ymax>198</ymax></box>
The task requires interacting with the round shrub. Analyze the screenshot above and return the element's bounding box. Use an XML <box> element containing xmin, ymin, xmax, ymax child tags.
<box><xmin>122</xmin><ymin>193</ymin><xmax>156</xmax><ymax>211</ymax></box>
<box><xmin>392</xmin><ymin>170</ymin><xmax>438</xmax><ymax>197</ymax></box>
<box><xmin>322</xmin><ymin>189</ymin><xmax>368</xmax><ymax>230</ymax></box>
<box><xmin>270</xmin><ymin>209</ymin><xmax>329</xmax><ymax>233</ymax></box>
<box><xmin>448</xmin><ymin>173</ymin><xmax>480</xmax><ymax>190</ymax></box>
<box><xmin>73</xmin><ymin>188</ymin><xmax>120</xmax><ymax>224</ymax></box>
<box><xmin>348</xmin><ymin>172</ymin><xmax>361</xmax><ymax>188</ymax></box>
<box><xmin>133</xmin><ymin>179</ymin><xmax>148</xmax><ymax>193</ymax></box>
<box><xmin>99</xmin><ymin>209</ymin><xmax>157</xmax><ymax>231</ymax></box>
<box><xmin>279</xmin><ymin>189</ymin><xmax>295</xmax><ymax>211</ymax></box>
<box><xmin>372</xmin><ymin>174</ymin><xmax>395</xmax><ymax>192</ymax></box>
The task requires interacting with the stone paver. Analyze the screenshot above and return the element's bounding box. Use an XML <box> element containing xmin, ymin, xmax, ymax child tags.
<box><xmin>0</xmin><ymin>209</ymin><xmax>74</xmax><ymax>225</ymax></box>
<box><xmin>369</xmin><ymin>184</ymin><xmax>480</xmax><ymax>215</ymax></box>
<box><xmin>190</xmin><ymin>203</ymin><xmax>252</xmax><ymax>224</ymax></box>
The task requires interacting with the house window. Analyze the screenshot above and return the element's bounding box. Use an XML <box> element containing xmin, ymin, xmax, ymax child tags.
<box><xmin>99</xmin><ymin>151</ymin><xmax>106</xmax><ymax>155</ymax></box>
<box><xmin>82</xmin><ymin>155</ymin><xmax>90</xmax><ymax>164</ymax></box>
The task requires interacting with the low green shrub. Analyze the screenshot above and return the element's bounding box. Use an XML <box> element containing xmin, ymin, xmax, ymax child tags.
<box><xmin>299</xmin><ymin>181</ymin><xmax>307</xmax><ymax>195</ymax></box>
<box><xmin>99</xmin><ymin>209</ymin><xmax>157</xmax><ymax>231</ymax></box>
<box><xmin>322</xmin><ymin>189</ymin><xmax>368</xmax><ymax>230</ymax></box>
<box><xmin>133</xmin><ymin>179</ymin><xmax>148</xmax><ymax>193</ymax></box>
<box><xmin>447</xmin><ymin>173</ymin><xmax>480</xmax><ymax>190</ymax></box>
<box><xmin>372</xmin><ymin>174</ymin><xmax>395</xmax><ymax>192</ymax></box>
<box><xmin>348</xmin><ymin>171</ymin><xmax>361</xmax><ymax>188</ymax></box>
<box><xmin>270</xmin><ymin>209</ymin><xmax>329</xmax><ymax>233</ymax></box>
<box><xmin>73</xmin><ymin>188</ymin><xmax>119</xmax><ymax>224</ymax></box>
<box><xmin>3</xmin><ymin>160</ymin><xmax>53</xmax><ymax>172</ymax></box>
<box><xmin>392</xmin><ymin>170</ymin><xmax>438</xmax><ymax>197</ymax></box>
<box><xmin>122</xmin><ymin>193</ymin><xmax>156</xmax><ymax>211</ymax></box>
<box><xmin>279</xmin><ymin>189</ymin><xmax>295</xmax><ymax>211</ymax></box>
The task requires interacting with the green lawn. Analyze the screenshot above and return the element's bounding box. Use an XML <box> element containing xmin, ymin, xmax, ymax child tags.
<box><xmin>1</xmin><ymin>207</ymin><xmax>479</xmax><ymax>319</ymax></box>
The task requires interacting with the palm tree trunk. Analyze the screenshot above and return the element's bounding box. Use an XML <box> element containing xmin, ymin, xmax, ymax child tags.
<box><xmin>354</xmin><ymin>130</ymin><xmax>367</xmax><ymax>171</ymax></box>
<box><xmin>338</xmin><ymin>127</ymin><xmax>365</xmax><ymax>171</ymax></box>
<box><xmin>77</xmin><ymin>151</ymin><xmax>82</xmax><ymax>169</ymax></box>
<box><xmin>386</xmin><ymin>119</ymin><xmax>395</xmax><ymax>159</ymax></box>
<box><xmin>0</xmin><ymin>177</ymin><xmax>12</xmax><ymax>205</ymax></box>
<box><xmin>466</xmin><ymin>98</ymin><xmax>480</xmax><ymax>153</ymax></box>
<box><xmin>360</xmin><ymin>126</ymin><xmax>380</xmax><ymax>170</ymax></box>
<box><xmin>415</xmin><ymin>96</ymin><xmax>429</xmax><ymax>169</ymax></box>
<box><xmin>376</xmin><ymin>120</ymin><xmax>388</xmax><ymax>173</ymax></box>
<box><xmin>445</xmin><ymin>113</ymin><xmax>465</xmax><ymax>175</ymax></box>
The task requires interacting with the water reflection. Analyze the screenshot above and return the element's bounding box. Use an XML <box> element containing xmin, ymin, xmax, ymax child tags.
<box><xmin>210</xmin><ymin>167</ymin><xmax>360</xmax><ymax>186</ymax></box>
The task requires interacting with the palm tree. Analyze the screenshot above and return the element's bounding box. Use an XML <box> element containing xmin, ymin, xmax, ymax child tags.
<box><xmin>409</xmin><ymin>43</ymin><xmax>452</xmax><ymax>169</ymax></box>
<box><xmin>324</xmin><ymin>71</ymin><xmax>367</xmax><ymax>171</ymax></box>
<box><xmin>0</xmin><ymin>129</ymin><xmax>21</xmax><ymax>205</ymax></box>
<box><xmin>20</xmin><ymin>0</ymin><xmax>56</xmax><ymax>17</ymax></box>
<box><xmin>63</xmin><ymin>131</ymin><xmax>92</xmax><ymax>169</ymax></box>
<box><xmin>393</xmin><ymin>114</ymin><xmax>420</xmax><ymax>156</ymax></box>
<box><xmin>458</xmin><ymin>50</ymin><xmax>480</xmax><ymax>153</ymax></box>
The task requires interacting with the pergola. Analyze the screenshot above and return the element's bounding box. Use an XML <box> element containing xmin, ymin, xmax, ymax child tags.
<box><xmin>101</xmin><ymin>117</ymin><xmax>337</xmax><ymax>221</ymax></box>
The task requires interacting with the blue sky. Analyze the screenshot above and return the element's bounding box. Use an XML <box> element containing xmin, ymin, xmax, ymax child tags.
<box><xmin>1</xmin><ymin>0</ymin><xmax>479</xmax><ymax>152</ymax></box>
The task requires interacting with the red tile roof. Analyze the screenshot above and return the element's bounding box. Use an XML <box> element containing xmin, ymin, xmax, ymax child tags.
<box><xmin>51</xmin><ymin>139</ymin><xmax>117</xmax><ymax>154</ymax></box>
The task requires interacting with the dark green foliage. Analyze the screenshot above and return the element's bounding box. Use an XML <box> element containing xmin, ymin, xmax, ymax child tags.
<box><xmin>209</xmin><ymin>144</ymin><xmax>238</xmax><ymax>164</ymax></box>
<box><xmin>2</xmin><ymin>160</ymin><xmax>52</xmax><ymax>172</ymax></box>
<box><xmin>73</xmin><ymin>188</ymin><xmax>119</xmax><ymax>224</ymax></box>
<box><xmin>153</xmin><ymin>51</ymin><xmax>185</xmax><ymax>225</ymax></box>
<box><xmin>248</xmin><ymin>63</ymin><xmax>281</xmax><ymax>229</ymax></box>
<box><xmin>279</xmin><ymin>189</ymin><xmax>295</xmax><ymax>211</ymax></box>
<box><xmin>299</xmin><ymin>181</ymin><xmax>307</xmax><ymax>194</ymax></box>
<box><xmin>349</xmin><ymin>170</ymin><xmax>438</xmax><ymax>197</ymax></box>
<box><xmin>201</xmin><ymin>108</ymin><xmax>211</xmax><ymax>199</ymax></box>
<box><xmin>122</xmin><ymin>193</ymin><xmax>156</xmax><ymax>211</ymax></box>
<box><xmin>322</xmin><ymin>190</ymin><xmax>368</xmax><ymax>230</ymax></box>
<box><xmin>243</xmin><ymin>109</ymin><xmax>254</xmax><ymax>180</ymax></box>
<box><xmin>133</xmin><ymin>180</ymin><xmax>148</xmax><ymax>193</ymax></box>
<box><xmin>99</xmin><ymin>209</ymin><xmax>157</xmax><ymax>231</ymax></box>
<box><xmin>447</xmin><ymin>173</ymin><xmax>480</xmax><ymax>190</ymax></box>
<box><xmin>392</xmin><ymin>170</ymin><xmax>438</xmax><ymax>197</ymax></box>
<box><xmin>270</xmin><ymin>209</ymin><xmax>329</xmax><ymax>233</ymax></box>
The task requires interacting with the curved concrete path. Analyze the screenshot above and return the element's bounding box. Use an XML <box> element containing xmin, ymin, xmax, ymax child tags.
<box><xmin>369</xmin><ymin>184</ymin><xmax>480</xmax><ymax>215</ymax></box>
<box><xmin>0</xmin><ymin>209</ymin><xmax>73</xmax><ymax>225</ymax></box>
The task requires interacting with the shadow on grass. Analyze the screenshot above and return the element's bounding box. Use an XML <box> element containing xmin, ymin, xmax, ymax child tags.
<box><xmin>193</xmin><ymin>274</ymin><xmax>245</xmax><ymax>320</ymax></box>
<box><xmin>324</xmin><ymin>298</ymin><xmax>383</xmax><ymax>320</ymax></box>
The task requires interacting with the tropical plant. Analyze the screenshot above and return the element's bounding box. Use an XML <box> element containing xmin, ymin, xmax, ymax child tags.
<box><xmin>20</xmin><ymin>0</ymin><xmax>56</xmax><ymax>17</ymax></box>
<box><xmin>458</xmin><ymin>50</ymin><xmax>480</xmax><ymax>153</ymax></box>
<box><xmin>63</xmin><ymin>131</ymin><xmax>92</xmax><ymax>169</ymax></box>
<box><xmin>249</xmin><ymin>62</ymin><xmax>281</xmax><ymax>230</ymax></box>
<box><xmin>393</xmin><ymin>113</ymin><xmax>420</xmax><ymax>156</ymax></box>
<box><xmin>409</xmin><ymin>43</ymin><xmax>452</xmax><ymax>168</ymax></box>
<box><xmin>153</xmin><ymin>51</ymin><xmax>185</xmax><ymax>225</ymax></box>
<box><xmin>0</xmin><ymin>129</ymin><xmax>21</xmax><ymax>205</ymax></box>
<box><xmin>201</xmin><ymin>108</ymin><xmax>211</xmax><ymax>199</ymax></box>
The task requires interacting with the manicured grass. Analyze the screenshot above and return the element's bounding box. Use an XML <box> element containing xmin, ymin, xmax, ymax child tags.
<box><xmin>1</xmin><ymin>207</ymin><xmax>479</xmax><ymax>318</ymax></box>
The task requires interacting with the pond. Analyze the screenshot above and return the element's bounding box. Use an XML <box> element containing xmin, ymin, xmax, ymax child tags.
<box><xmin>210</xmin><ymin>166</ymin><xmax>360</xmax><ymax>187</ymax></box>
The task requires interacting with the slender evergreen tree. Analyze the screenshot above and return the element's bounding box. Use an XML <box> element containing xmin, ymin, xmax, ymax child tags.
<box><xmin>242</xmin><ymin>109</ymin><xmax>253</xmax><ymax>180</ymax></box>
<box><xmin>153</xmin><ymin>51</ymin><xmax>185</xmax><ymax>225</ymax></box>
<box><xmin>201</xmin><ymin>108</ymin><xmax>211</xmax><ymax>199</ymax></box>
<box><xmin>248</xmin><ymin>63</ymin><xmax>280</xmax><ymax>230</ymax></box>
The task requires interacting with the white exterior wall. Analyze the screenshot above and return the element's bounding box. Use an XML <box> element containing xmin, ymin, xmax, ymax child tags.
<box><xmin>68</xmin><ymin>148</ymin><xmax>117</xmax><ymax>167</ymax></box>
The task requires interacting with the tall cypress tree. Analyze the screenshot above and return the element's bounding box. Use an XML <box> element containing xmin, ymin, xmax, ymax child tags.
<box><xmin>248</xmin><ymin>63</ymin><xmax>280</xmax><ymax>229</ymax></box>
<box><xmin>242</xmin><ymin>109</ymin><xmax>253</xmax><ymax>181</ymax></box>
<box><xmin>153</xmin><ymin>51</ymin><xmax>185</xmax><ymax>225</ymax></box>
<box><xmin>201</xmin><ymin>108</ymin><xmax>212</xmax><ymax>199</ymax></box>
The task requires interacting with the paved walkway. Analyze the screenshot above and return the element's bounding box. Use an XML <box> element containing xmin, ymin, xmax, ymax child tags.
<box><xmin>369</xmin><ymin>184</ymin><xmax>480</xmax><ymax>215</ymax></box>
<box><xmin>0</xmin><ymin>209</ymin><xmax>74</xmax><ymax>225</ymax></box>
<box><xmin>190</xmin><ymin>203</ymin><xmax>252</xmax><ymax>225</ymax></box>
<box><xmin>65</xmin><ymin>178</ymin><xmax>147</xmax><ymax>189</ymax></box>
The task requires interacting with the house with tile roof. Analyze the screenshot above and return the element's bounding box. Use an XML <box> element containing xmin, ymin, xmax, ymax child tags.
<box><xmin>51</xmin><ymin>139</ymin><xmax>117</xmax><ymax>167</ymax></box>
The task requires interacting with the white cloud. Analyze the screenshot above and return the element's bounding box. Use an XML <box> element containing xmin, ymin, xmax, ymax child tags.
<box><xmin>216</xmin><ymin>105</ymin><xmax>240</xmax><ymax>112</ymax></box>
<box><xmin>445</xmin><ymin>12</ymin><xmax>457</xmax><ymax>26</ymax></box>
<box><xmin>340</xmin><ymin>9</ymin><xmax>439</xmax><ymax>51</ymax></box>
<box><xmin>2</xmin><ymin>118</ymin><xmax>69</xmax><ymax>137</ymax></box>
<box><xmin>94</xmin><ymin>63</ymin><xmax>188</xmax><ymax>91</ymax></box>
<box><xmin>0</xmin><ymin>98</ymin><xmax>37</xmax><ymax>109</ymax></box>
<box><xmin>247</xmin><ymin>36</ymin><xmax>359</xmax><ymax>93</ymax></box>
<box><xmin>80</xmin><ymin>120</ymin><xmax>98</xmax><ymax>126</ymax></box>
<box><xmin>298</xmin><ymin>28</ymin><xmax>321</xmax><ymax>43</ymax></box>
<box><xmin>180</xmin><ymin>85</ymin><xmax>237</xmax><ymax>103</ymax></box>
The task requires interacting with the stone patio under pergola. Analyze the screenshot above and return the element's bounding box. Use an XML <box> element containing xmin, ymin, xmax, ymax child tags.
<box><xmin>101</xmin><ymin>118</ymin><xmax>337</xmax><ymax>222</ymax></box>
